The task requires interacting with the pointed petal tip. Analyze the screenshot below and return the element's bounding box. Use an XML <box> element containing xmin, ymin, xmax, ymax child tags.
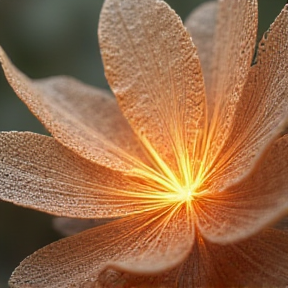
<box><xmin>0</xmin><ymin>45</ymin><xmax>6</xmax><ymax>63</ymax></box>
<box><xmin>0</xmin><ymin>46</ymin><xmax>11</xmax><ymax>67</ymax></box>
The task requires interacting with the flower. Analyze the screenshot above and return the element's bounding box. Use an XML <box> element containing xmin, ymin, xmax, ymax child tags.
<box><xmin>1</xmin><ymin>0</ymin><xmax>288</xmax><ymax>286</ymax></box>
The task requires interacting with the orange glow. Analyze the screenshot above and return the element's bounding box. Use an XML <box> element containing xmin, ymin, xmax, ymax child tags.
<box><xmin>133</xmin><ymin>135</ymin><xmax>206</xmax><ymax>206</ymax></box>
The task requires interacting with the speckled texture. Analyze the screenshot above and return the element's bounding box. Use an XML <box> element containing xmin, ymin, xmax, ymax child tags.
<box><xmin>195</xmin><ymin>135</ymin><xmax>288</xmax><ymax>244</ymax></box>
<box><xmin>203</xmin><ymin>0</ymin><xmax>258</xmax><ymax>175</ymax></box>
<box><xmin>0</xmin><ymin>132</ymin><xmax>157</xmax><ymax>218</ymax></box>
<box><xmin>99</xmin><ymin>0</ymin><xmax>207</xmax><ymax>177</ymax></box>
<box><xmin>185</xmin><ymin>1</ymin><xmax>218</xmax><ymax>116</ymax></box>
<box><xmin>209</xmin><ymin>4</ymin><xmax>288</xmax><ymax>190</ymax></box>
<box><xmin>1</xmin><ymin>0</ymin><xmax>288</xmax><ymax>287</ymax></box>
<box><xmin>9</xmin><ymin>208</ymin><xmax>194</xmax><ymax>288</ymax></box>
<box><xmin>0</xmin><ymin>51</ymin><xmax>146</xmax><ymax>172</ymax></box>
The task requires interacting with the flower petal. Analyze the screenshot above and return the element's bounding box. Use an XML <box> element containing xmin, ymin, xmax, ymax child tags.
<box><xmin>208</xmin><ymin>4</ymin><xmax>288</xmax><ymax>189</ymax></box>
<box><xmin>185</xmin><ymin>1</ymin><xmax>218</xmax><ymax>107</ymax></box>
<box><xmin>9</xmin><ymin>207</ymin><xmax>194</xmax><ymax>287</ymax></box>
<box><xmin>195</xmin><ymin>135</ymin><xmax>288</xmax><ymax>244</ymax></box>
<box><xmin>0</xmin><ymin>47</ymin><xmax>146</xmax><ymax>172</ymax></box>
<box><xmin>52</xmin><ymin>228</ymin><xmax>288</xmax><ymax>288</ymax></box>
<box><xmin>99</xmin><ymin>0</ymin><xmax>207</xmax><ymax>176</ymax></box>
<box><xmin>0</xmin><ymin>132</ymin><xmax>164</xmax><ymax>218</ymax></box>
<box><xmin>198</xmin><ymin>229</ymin><xmax>288</xmax><ymax>287</ymax></box>
<box><xmin>160</xmin><ymin>228</ymin><xmax>288</xmax><ymax>287</ymax></box>
<box><xmin>203</xmin><ymin>0</ymin><xmax>258</xmax><ymax>171</ymax></box>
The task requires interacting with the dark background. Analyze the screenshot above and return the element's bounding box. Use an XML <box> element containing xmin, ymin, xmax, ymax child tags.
<box><xmin>0</xmin><ymin>0</ymin><xmax>286</xmax><ymax>286</ymax></box>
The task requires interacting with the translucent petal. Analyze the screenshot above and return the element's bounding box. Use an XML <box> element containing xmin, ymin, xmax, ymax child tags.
<box><xmin>76</xmin><ymin>228</ymin><xmax>288</xmax><ymax>288</ymax></box>
<box><xmin>193</xmin><ymin>229</ymin><xmax>288</xmax><ymax>287</ymax></box>
<box><xmin>99</xmin><ymin>0</ymin><xmax>207</xmax><ymax>177</ymax></box>
<box><xmin>207</xmin><ymin>4</ymin><xmax>288</xmax><ymax>189</ymax></box>
<box><xmin>185</xmin><ymin>1</ymin><xmax>218</xmax><ymax>112</ymax></box>
<box><xmin>0</xmin><ymin>47</ymin><xmax>146</xmax><ymax>172</ymax></box>
<box><xmin>9</xmin><ymin>207</ymin><xmax>194</xmax><ymax>287</ymax></box>
<box><xmin>203</xmin><ymin>0</ymin><xmax>258</xmax><ymax>173</ymax></box>
<box><xmin>195</xmin><ymin>135</ymin><xmax>288</xmax><ymax>244</ymax></box>
<box><xmin>0</xmin><ymin>132</ymin><xmax>164</xmax><ymax>218</ymax></box>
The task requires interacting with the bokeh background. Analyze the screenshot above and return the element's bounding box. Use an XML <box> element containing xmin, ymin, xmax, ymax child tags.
<box><xmin>0</xmin><ymin>0</ymin><xmax>286</xmax><ymax>286</ymax></box>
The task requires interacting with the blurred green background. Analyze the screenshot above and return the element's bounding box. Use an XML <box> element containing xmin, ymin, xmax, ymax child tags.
<box><xmin>0</xmin><ymin>0</ymin><xmax>286</xmax><ymax>286</ymax></box>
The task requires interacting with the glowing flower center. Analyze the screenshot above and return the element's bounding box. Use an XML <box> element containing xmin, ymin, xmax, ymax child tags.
<box><xmin>134</xmin><ymin>136</ymin><xmax>206</xmax><ymax>208</ymax></box>
<box><xmin>164</xmin><ymin>177</ymin><xmax>202</xmax><ymax>205</ymax></box>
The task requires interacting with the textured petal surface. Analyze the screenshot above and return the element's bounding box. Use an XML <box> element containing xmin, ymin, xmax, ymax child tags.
<box><xmin>0</xmin><ymin>132</ymin><xmax>165</xmax><ymax>218</ymax></box>
<box><xmin>172</xmin><ymin>229</ymin><xmax>288</xmax><ymax>287</ymax></box>
<box><xmin>203</xmin><ymin>0</ymin><xmax>258</xmax><ymax>172</ymax></box>
<box><xmin>208</xmin><ymin>4</ymin><xmax>288</xmax><ymax>189</ymax></box>
<box><xmin>195</xmin><ymin>135</ymin><xmax>288</xmax><ymax>244</ymax></box>
<box><xmin>9</xmin><ymin>207</ymin><xmax>194</xmax><ymax>287</ymax></box>
<box><xmin>99</xmin><ymin>0</ymin><xmax>207</xmax><ymax>177</ymax></box>
<box><xmin>185</xmin><ymin>1</ymin><xmax>217</xmax><ymax>106</ymax></box>
<box><xmin>61</xmin><ymin>228</ymin><xmax>288</xmax><ymax>288</ymax></box>
<box><xmin>0</xmin><ymin>47</ymin><xmax>147</xmax><ymax>172</ymax></box>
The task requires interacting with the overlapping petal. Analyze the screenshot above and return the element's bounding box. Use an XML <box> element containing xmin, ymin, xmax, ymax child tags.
<box><xmin>203</xmin><ymin>0</ymin><xmax>258</xmax><ymax>172</ymax></box>
<box><xmin>0</xmin><ymin>132</ymin><xmax>165</xmax><ymax>218</ymax></box>
<box><xmin>54</xmin><ymin>228</ymin><xmax>288</xmax><ymax>288</ymax></box>
<box><xmin>195</xmin><ymin>135</ymin><xmax>288</xmax><ymax>244</ymax></box>
<box><xmin>0</xmin><ymin>47</ymin><xmax>147</xmax><ymax>172</ymax></box>
<box><xmin>9</xmin><ymin>207</ymin><xmax>194</xmax><ymax>287</ymax></box>
<box><xmin>185</xmin><ymin>1</ymin><xmax>217</xmax><ymax>107</ymax></box>
<box><xmin>2</xmin><ymin>1</ymin><xmax>288</xmax><ymax>287</ymax></box>
<box><xmin>208</xmin><ymin>4</ymin><xmax>288</xmax><ymax>189</ymax></box>
<box><xmin>99</xmin><ymin>0</ymin><xmax>207</xmax><ymax>178</ymax></box>
<box><xmin>173</xmin><ymin>229</ymin><xmax>288</xmax><ymax>287</ymax></box>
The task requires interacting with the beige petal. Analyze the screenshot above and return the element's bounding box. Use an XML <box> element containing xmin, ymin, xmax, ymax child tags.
<box><xmin>0</xmin><ymin>46</ymin><xmax>147</xmax><ymax>172</ymax></box>
<box><xmin>195</xmin><ymin>135</ymin><xmax>288</xmax><ymax>244</ymax></box>
<box><xmin>161</xmin><ymin>229</ymin><xmax>288</xmax><ymax>287</ymax></box>
<box><xmin>207</xmin><ymin>4</ymin><xmax>288</xmax><ymax>189</ymax></box>
<box><xmin>0</xmin><ymin>132</ymin><xmax>165</xmax><ymax>218</ymax></box>
<box><xmin>198</xmin><ymin>229</ymin><xmax>288</xmax><ymax>287</ymax></box>
<box><xmin>62</xmin><ymin>228</ymin><xmax>288</xmax><ymax>288</ymax></box>
<box><xmin>9</xmin><ymin>207</ymin><xmax>194</xmax><ymax>287</ymax></box>
<box><xmin>99</xmin><ymin>0</ymin><xmax>207</xmax><ymax>178</ymax></box>
<box><xmin>203</xmin><ymin>0</ymin><xmax>258</xmax><ymax>172</ymax></box>
<box><xmin>185</xmin><ymin>1</ymin><xmax>218</xmax><ymax>110</ymax></box>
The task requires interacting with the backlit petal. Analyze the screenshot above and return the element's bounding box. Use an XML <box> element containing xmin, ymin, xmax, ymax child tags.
<box><xmin>0</xmin><ymin>132</ymin><xmax>164</xmax><ymax>218</ymax></box>
<box><xmin>208</xmin><ymin>4</ymin><xmax>288</xmax><ymax>189</ymax></box>
<box><xmin>203</xmin><ymin>0</ymin><xmax>258</xmax><ymax>172</ymax></box>
<box><xmin>160</xmin><ymin>229</ymin><xmax>288</xmax><ymax>287</ymax></box>
<box><xmin>99</xmin><ymin>0</ymin><xmax>207</xmax><ymax>178</ymax></box>
<box><xmin>194</xmin><ymin>229</ymin><xmax>288</xmax><ymax>287</ymax></box>
<box><xmin>185</xmin><ymin>1</ymin><xmax>218</xmax><ymax>110</ymax></box>
<box><xmin>9</xmin><ymin>207</ymin><xmax>194</xmax><ymax>287</ymax></box>
<box><xmin>0</xmin><ymin>47</ymin><xmax>146</xmax><ymax>172</ymax></box>
<box><xmin>73</xmin><ymin>228</ymin><xmax>288</xmax><ymax>288</ymax></box>
<box><xmin>195</xmin><ymin>135</ymin><xmax>288</xmax><ymax>244</ymax></box>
